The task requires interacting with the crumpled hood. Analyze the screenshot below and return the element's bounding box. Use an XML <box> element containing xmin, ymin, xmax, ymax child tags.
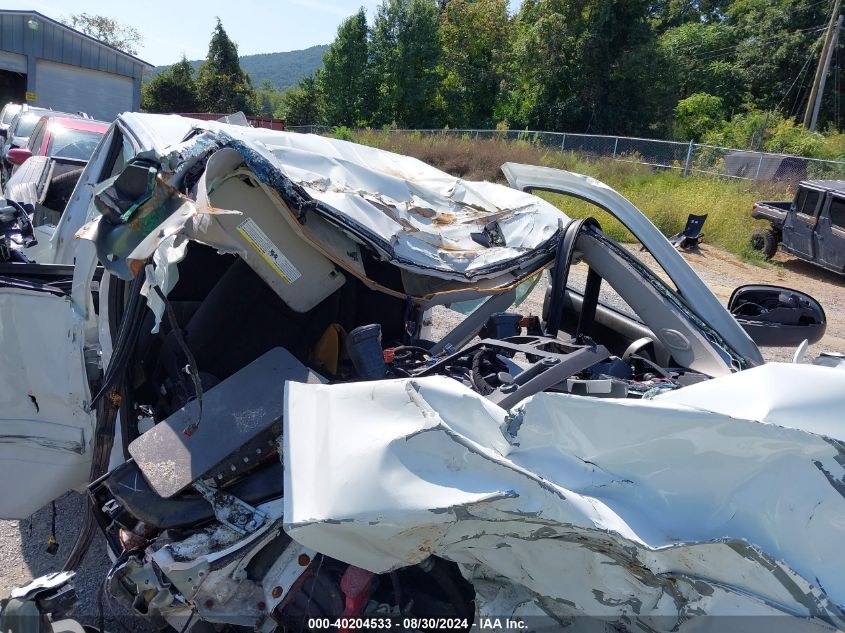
<box><xmin>283</xmin><ymin>365</ymin><xmax>845</xmax><ymax>630</ymax></box>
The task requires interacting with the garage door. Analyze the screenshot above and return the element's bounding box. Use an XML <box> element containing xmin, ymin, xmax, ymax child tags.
<box><xmin>0</xmin><ymin>51</ymin><xmax>26</xmax><ymax>74</ymax></box>
<box><xmin>35</xmin><ymin>60</ymin><xmax>133</xmax><ymax>122</ymax></box>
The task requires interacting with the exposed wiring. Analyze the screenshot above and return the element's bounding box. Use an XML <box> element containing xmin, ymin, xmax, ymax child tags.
<box><xmin>90</xmin><ymin>272</ymin><xmax>145</xmax><ymax>409</ymax></box>
<box><xmin>151</xmin><ymin>282</ymin><xmax>204</xmax><ymax>436</ymax></box>
<box><xmin>99</xmin><ymin>552</ymin><xmax>133</xmax><ymax>633</ymax></box>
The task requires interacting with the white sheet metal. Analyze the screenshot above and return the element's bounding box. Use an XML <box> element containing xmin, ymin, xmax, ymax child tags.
<box><xmin>79</xmin><ymin>116</ymin><xmax>566</xmax><ymax>282</ymax></box>
<box><xmin>657</xmin><ymin>362</ymin><xmax>845</xmax><ymax>439</ymax></box>
<box><xmin>0</xmin><ymin>288</ymin><xmax>94</xmax><ymax>519</ymax></box>
<box><xmin>283</xmin><ymin>369</ymin><xmax>845</xmax><ymax>630</ymax></box>
<box><xmin>258</xmin><ymin>134</ymin><xmax>563</xmax><ymax>277</ymax></box>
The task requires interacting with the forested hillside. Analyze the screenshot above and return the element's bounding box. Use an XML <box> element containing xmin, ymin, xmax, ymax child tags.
<box><xmin>149</xmin><ymin>44</ymin><xmax>327</xmax><ymax>90</ymax></box>
<box><xmin>285</xmin><ymin>0</ymin><xmax>845</xmax><ymax>158</ymax></box>
<box><xmin>240</xmin><ymin>45</ymin><xmax>328</xmax><ymax>88</ymax></box>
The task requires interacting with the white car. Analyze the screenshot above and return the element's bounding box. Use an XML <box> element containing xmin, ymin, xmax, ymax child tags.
<box><xmin>0</xmin><ymin>113</ymin><xmax>842</xmax><ymax>633</ymax></box>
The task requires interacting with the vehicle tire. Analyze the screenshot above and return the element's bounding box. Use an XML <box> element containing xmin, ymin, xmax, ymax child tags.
<box><xmin>749</xmin><ymin>227</ymin><xmax>778</xmax><ymax>260</ymax></box>
<box><xmin>43</xmin><ymin>168</ymin><xmax>84</xmax><ymax>213</ymax></box>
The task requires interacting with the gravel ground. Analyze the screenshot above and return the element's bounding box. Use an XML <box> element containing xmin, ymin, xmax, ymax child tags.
<box><xmin>0</xmin><ymin>493</ymin><xmax>123</xmax><ymax>627</ymax></box>
<box><xmin>1</xmin><ymin>245</ymin><xmax>842</xmax><ymax>627</ymax></box>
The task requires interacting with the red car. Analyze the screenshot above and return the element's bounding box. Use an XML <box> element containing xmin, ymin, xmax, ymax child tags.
<box><xmin>6</xmin><ymin>115</ymin><xmax>108</xmax><ymax>172</ymax></box>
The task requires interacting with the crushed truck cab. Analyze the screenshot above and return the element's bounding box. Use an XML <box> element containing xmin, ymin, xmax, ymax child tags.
<box><xmin>0</xmin><ymin>114</ymin><xmax>843</xmax><ymax>633</ymax></box>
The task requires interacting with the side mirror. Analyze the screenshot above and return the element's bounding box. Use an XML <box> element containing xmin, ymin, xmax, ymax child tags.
<box><xmin>728</xmin><ymin>284</ymin><xmax>826</xmax><ymax>347</ymax></box>
<box><xmin>6</xmin><ymin>147</ymin><xmax>32</xmax><ymax>166</ymax></box>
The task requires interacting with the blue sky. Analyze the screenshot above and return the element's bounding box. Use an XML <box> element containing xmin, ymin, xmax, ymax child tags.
<box><xmin>5</xmin><ymin>0</ymin><xmax>520</xmax><ymax>66</ymax></box>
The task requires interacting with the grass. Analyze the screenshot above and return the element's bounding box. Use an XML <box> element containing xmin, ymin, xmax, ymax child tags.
<box><xmin>347</xmin><ymin>130</ymin><xmax>793</xmax><ymax>261</ymax></box>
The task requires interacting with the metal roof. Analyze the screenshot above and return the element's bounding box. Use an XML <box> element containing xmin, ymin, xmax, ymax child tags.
<box><xmin>0</xmin><ymin>10</ymin><xmax>153</xmax><ymax>71</ymax></box>
<box><xmin>802</xmin><ymin>179</ymin><xmax>845</xmax><ymax>191</ymax></box>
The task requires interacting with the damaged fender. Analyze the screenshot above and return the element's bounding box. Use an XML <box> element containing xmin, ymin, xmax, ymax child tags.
<box><xmin>283</xmin><ymin>366</ymin><xmax>845</xmax><ymax>630</ymax></box>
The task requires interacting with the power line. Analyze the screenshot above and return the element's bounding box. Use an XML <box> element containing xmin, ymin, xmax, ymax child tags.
<box><xmin>683</xmin><ymin>23</ymin><xmax>827</xmax><ymax>59</ymax></box>
<box><xmin>673</xmin><ymin>0</ymin><xmax>833</xmax><ymax>57</ymax></box>
<box><xmin>688</xmin><ymin>24</ymin><xmax>828</xmax><ymax>61</ymax></box>
<box><xmin>785</xmin><ymin>43</ymin><xmax>821</xmax><ymax>115</ymax></box>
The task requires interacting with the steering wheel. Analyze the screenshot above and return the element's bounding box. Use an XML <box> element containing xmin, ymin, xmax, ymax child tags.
<box><xmin>622</xmin><ymin>337</ymin><xmax>656</xmax><ymax>361</ymax></box>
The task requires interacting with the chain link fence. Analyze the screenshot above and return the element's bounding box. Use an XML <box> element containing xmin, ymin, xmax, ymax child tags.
<box><xmin>285</xmin><ymin>125</ymin><xmax>845</xmax><ymax>184</ymax></box>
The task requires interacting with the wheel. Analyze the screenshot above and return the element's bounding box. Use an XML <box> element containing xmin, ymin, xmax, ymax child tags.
<box><xmin>749</xmin><ymin>227</ymin><xmax>778</xmax><ymax>260</ymax></box>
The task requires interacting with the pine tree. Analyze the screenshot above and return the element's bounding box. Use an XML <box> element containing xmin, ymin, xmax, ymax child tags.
<box><xmin>196</xmin><ymin>19</ymin><xmax>256</xmax><ymax>114</ymax></box>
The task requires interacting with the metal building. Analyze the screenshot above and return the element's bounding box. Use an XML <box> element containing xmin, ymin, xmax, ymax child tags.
<box><xmin>0</xmin><ymin>10</ymin><xmax>152</xmax><ymax>121</ymax></box>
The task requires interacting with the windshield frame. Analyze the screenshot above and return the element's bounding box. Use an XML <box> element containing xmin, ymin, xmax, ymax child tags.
<box><xmin>46</xmin><ymin>125</ymin><xmax>105</xmax><ymax>160</ymax></box>
<box><xmin>13</xmin><ymin>112</ymin><xmax>45</xmax><ymax>138</ymax></box>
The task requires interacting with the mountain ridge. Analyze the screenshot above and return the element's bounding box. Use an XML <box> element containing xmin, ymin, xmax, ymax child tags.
<box><xmin>149</xmin><ymin>44</ymin><xmax>328</xmax><ymax>90</ymax></box>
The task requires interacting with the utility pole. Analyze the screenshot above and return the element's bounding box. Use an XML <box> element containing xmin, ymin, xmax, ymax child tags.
<box><xmin>804</xmin><ymin>0</ymin><xmax>841</xmax><ymax>129</ymax></box>
<box><xmin>811</xmin><ymin>14</ymin><xmax>843</xmax><ymax>130</ymax></box>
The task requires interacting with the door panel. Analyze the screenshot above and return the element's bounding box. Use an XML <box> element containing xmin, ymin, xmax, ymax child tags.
<box><xmin>782</xmin><ymin>187</ymin><xmax>820</xmax><ymax>259</ymax></box>
<box><xmin>0</xmin><ymin>280</ymin><xmax>94</xmax><ymax>519</ymax></box>
<box><xmin>816</xmin><ymin>195</ymin><xmax>845</xmax><ymax>273</ymax></box>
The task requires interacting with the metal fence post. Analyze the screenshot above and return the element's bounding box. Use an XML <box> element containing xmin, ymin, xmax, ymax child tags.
<box><xmin>754</xmin><ymin>152</ymin><xmax>765</xmax><ymax>181</ymax></box>
<box><xmin>683</xmin><ymin>140</ymin><xmax>694</xmax><ymax>176</ymax></box>
<box><xmin>561</xmin><ymin>134</ymin><xmax>566</xmax><ymax>151</ymax></box>
<box><xmin>612</xmin><ymin>137</ymin><xmax>619</xmax><ymax>158</ymax></box>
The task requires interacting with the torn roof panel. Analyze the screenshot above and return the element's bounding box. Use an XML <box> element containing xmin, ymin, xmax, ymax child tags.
<box><xmin>86</xmin><ymin>114</ymin><xmax>569</xmax><ymax>285</ymax></box>
<box><xmin>117</xmin><ymin>116</ymin><xmax>568</xmax><ymax>281</ymax></box>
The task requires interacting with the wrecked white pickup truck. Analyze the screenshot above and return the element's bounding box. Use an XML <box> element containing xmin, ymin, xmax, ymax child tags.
<box><xmin>0</xmin><ymin>114</ymin><xmax>843</xmax><ymax>633</ymax></box>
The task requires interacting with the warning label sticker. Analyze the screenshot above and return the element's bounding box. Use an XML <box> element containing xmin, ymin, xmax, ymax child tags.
<box><xmin>236</xmin><ymin>218</ymin><xmax>302</xmax><ymax>284</ymax></box>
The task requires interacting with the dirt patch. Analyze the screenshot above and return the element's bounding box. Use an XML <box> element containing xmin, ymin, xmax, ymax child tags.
<box><xmin>676</xmin><ymin>245</ymin><xmax>845</xmax><ymax>362</ymax></box>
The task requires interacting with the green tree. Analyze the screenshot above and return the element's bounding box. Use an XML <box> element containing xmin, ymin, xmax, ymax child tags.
<box><xmin>370</xmin><ymin>0</ymin><xmax>443</xmax><ymax>127</ymax></box>
<box><xmin>501</xmin><ymin>0</ymin><xmax>671</xmax><ymax>134</ymax></box>
<box><xmin>318</xmin><ymin>8</ymin><xmax>371</xmax><ymax>126</ymax></box>
<box><xmin>196</xmin><ymin>19</ymin><xmax>256</xmax><ymax>115</ymax></box>
<box><xmin>673</xmin><ymin>92</ymin><xmax>726</xmax><ymax>140</ymax></box>
<box><xmin>649</xmin><ymin>0</ymin><xmax>731</xmax><ymax>29</ymax></box>
<box><xmin>658</xmin><ymin>23</ymin><xmax>743</xmax><ymax>114</ymax></box>
<box><xmin>283</xmin><ymin>75</ymin><xmax>323</xmax><ymax>125</ymax></box>
<box><xmin>705</xmin><ymin>109</ymin><xmax>828</xmax><ymax>156</ymax></box>
<box><xmin>439</xmin><ymin>0</ymin><xmax>510</xmax><ymax>128</ymax></box>
<box><xmin>727</xmin><ymin>0</ymin><xmax>831</xmax><ymax>114</ymax></box>
<box><xmin>62</xmin><ymin>13</ymin><xmax>142</xmax><ymax>55</ymax></box>
<box><xmin>254</xmin><ymin>79</ymin><xmax>286</xmax><ymax>118</ymax></box>
<box><xmin>141</xmin><ymin>57</ymin><xmax>199</xmax><ymax>113</ymax></box>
